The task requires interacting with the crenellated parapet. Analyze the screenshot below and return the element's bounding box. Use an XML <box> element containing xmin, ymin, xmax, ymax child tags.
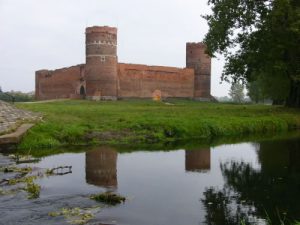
<box><xmin>35</xmin><ymin>26</ymin><xmax>213</xmax><ymax>101</ymax></box>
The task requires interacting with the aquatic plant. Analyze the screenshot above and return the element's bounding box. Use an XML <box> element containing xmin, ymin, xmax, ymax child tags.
<box><xmin>9</xmin><ymin>154</ymin><xmax>40</xmax><ymax>164</ymax></box>
<box><xmin>48</xmin><ymin>207</ymin><xmax>101</xmax><ymax>225</ymax></box>
<box><xmin>1</xmin><ymin>166</ymin><xmax>32</xmax><ymax>174</ymax></box>
<box><xmin>90</xmin><ymin>192</ymin><xmax>126</xmax><ymax>205</ymax></box>
<box><xmin>25</xmin><ymin>181</ymin><xmax>40</xmax><ymax>199</ymax></box>
<box><xmin>0</xmin><ymin>187</ymin><xmax>19</xmax><ymax>196</ymax></box>
<box><xmin>7</xmin><ymin>175</ymin><xmax>37</xmax><ymax>185</ymax></box>
<box><xmin>1</xmin><ymin>163</ymin><xmax>71</xmax><ymax>199</ymax></box>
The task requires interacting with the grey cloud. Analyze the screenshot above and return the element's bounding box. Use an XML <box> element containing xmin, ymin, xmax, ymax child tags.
<box><xmin>0</xmin><ymin>0</ymin><xmax>230</xmax><ymax>96</ymax></box>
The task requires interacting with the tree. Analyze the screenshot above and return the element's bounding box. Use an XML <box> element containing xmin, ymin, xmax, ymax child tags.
<box><xmin>247</xmin><ymin>80</ymin><xmax>264</xmax><ymax>103</ymax></box>
<box><xmin>0</xmin><ymin>91</ymin><xmax>33</xmax><ymax>102</ymax></box>
<box><xmin>246</xmin><ymin>74</ymin><xmax>268</xmax><ymax>103</ymax></box>
<box><xmin>229</xmin><ymin>82</ymin><xmax>245</xmax><ymax>103</ymax></box>
<box><xmin>203</xmin><ymin>0</ymin><xmax>300</xmax><ymax>107</ymax></box>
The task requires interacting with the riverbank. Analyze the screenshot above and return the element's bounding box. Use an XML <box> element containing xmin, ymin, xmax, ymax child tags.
<box><xmin>16</xmin><ymin>100</ymin><xmax>300</xmax><ymax>150</ymax></box>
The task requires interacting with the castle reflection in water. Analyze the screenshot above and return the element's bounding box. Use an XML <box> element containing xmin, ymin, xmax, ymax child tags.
<box><xmin>85</xmin><ymin>147</ymin><xmax>211</xmax><ymax>188</ymax></box>
<box><xmin>85</xmin><ymin>147</ymin><xmax>118</xmax><ymax>189</ymax></box>
<box><xmin>185</xmin><ymin>149</ymin><xmax>211</xmax><ymax>172</ymax></box>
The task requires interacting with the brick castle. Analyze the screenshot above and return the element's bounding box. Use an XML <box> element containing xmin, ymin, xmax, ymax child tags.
<box><xmin>35</xmin><ymin>26</ymin><xmax>212</xmax><ymax>100</ymax></box>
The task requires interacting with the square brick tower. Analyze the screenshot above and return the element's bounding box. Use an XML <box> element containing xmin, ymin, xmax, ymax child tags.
<box><xmin>186</xmin><ymin>43</ymin><xmax>211</xmax><ymax>99</ymax></box>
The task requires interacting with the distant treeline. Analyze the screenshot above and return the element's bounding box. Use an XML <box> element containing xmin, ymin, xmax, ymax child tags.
<box><xmin>0</xmin><ymin>91</ymin><xmax>34</xmax><ymax>102</ymax></box>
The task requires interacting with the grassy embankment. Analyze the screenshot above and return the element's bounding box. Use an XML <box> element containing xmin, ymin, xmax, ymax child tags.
<box><xmin>16</xmin><ymin>99</ymin><xmax>300</xmax><ymax>150</ymax></box>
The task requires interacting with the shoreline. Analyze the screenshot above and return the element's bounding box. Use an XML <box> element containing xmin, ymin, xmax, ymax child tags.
<box><xmin>14</xmin><ymin>100</ymin><xmax>300</xmax><ymax>152</ymax></box>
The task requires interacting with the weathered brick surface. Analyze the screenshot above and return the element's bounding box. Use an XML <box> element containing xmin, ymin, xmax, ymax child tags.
<box><xmin>35</xmin><ymin>26</ymin><xmax>212</xmax><ymax>100</ymax></box>
<box><xmin>118</xmin><ymin>63</ymin><xmax>194</xmax><ymax>98</ymax></box>
<box><xmin>186</xmin><ymin>43</ymin><xmax>211</xmax><ymax>98</ymax></box>
<box><xmin>35</xmin><ymin>65</ymin><xmax>85</xmax><ymax>100</ymax></box>
<box><xmin>85</xmin><ymin>26</ymin><xmax>118</xmax><ymax>99</ymax></box>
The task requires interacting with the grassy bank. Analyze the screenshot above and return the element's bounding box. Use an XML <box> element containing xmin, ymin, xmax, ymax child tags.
<box><xmin>16</xmin><ymin>100</ymin><xmax>300</xmax><ymax>150</ymax></box>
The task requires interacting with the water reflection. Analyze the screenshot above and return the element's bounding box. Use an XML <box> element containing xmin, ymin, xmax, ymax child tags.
<box><xmin>185</xmin><ymin>149</ymin><xmax>211</xmax><ymax>173</ymax></box>
<box><xmin>202</xmin><ymin>137</ymin><xmax>300</xmax><ymax>225</ymax></box>
<box><xmin>85</xmin><ymin>147</ymin><xmax>118</xmax><ymax>189</ymax></box>
<box><xmin>12</xmin><ymin>132</ymin><xmax>300</xmax><ymax>225</ymax></box>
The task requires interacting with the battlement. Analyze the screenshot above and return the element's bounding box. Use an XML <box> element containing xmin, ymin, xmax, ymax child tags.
<box><xmin>186</xmin><ymin>42</ymin><xmax>206</xmax><ymax>48</ymax></box>
<box><xmin>118</xmin><ymin>63</ymin><xmax>193</xmax><ymax>74</ymax></box>
<box><xmin>36</xmin><ymin>64</ymin><xmax>85</xmax><ymax>76</ymax></box>
<box><xmin>85</xmin><ymin>26</ymin><xmax>117</xmax><ymax>34</ymax></box>
<box><xmin>35</xmin><ymin>25</ymin><xmax>212</xmax><ymax>101</ymax></box>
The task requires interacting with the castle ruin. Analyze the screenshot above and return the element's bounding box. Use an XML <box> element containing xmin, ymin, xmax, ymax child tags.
<box><xmin>35</xmin><ymin>26</ymin><xmax>212</xmax><ymax>100</ymax></box>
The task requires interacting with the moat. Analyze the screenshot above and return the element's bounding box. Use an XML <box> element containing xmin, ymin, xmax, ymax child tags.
<box><xmin>1</xmin><ymin>133</ymin><xmax>300</xmax><ymax>225</ymax></box>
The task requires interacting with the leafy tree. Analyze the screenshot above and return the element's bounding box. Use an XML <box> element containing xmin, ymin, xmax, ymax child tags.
<box><xmin>216</xmin><ymin>96</ymin><xmax>232</xmax><ymax>102</ymax></box>
<box><xmin>246</xmin><ymin>74</ymin><xmax>268</xmax><ymax>103</ymax></box>
<box><xmin>247</xmin><ymin>80</ymin><xmax>264</xmax><ymax>103</ymax></box>
<box><xmin>203</xmin><ymin>0</ymin><xmax>300</xmax><ymax>107</ymax></box>
<box><xmin>229</xmin><ymin>82</ymin><xmax>245</xmax><ymax>103</ymax></box>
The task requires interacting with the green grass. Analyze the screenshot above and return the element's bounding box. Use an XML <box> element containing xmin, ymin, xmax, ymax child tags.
<box><xmin>16</xmin><ymin>99</ymin><xmax>300</xmax><ymax>150</ymax></box>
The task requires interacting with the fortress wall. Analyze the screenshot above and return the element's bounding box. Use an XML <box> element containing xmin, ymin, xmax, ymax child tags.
<box><xmin>34</xmin><ymin>27</ymin><xmax>212</xmax><ymax>101</ymax></box>
<box><xmin>117</xmin><ymin>63</ymin><xmax>195</xmax><ymax>98</ymax></box>
<box><xmin>186</xmin><ymin>43</ymin><xmax>211</xmax><ymax>98</ymax></box>
<box><xmin>35</xmin><ymin>64</ymin><xmax>85</xmax><ymax>100</ymax></box>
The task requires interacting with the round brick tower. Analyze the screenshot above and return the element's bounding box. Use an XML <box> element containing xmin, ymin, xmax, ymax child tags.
<box><xmin>186</xmin><ymin>43</ymin><xmax>211</xmax><ymax>99</ymax></box>
<box><xmin>85</xmin><ymin>26</ymin><xmax>118</xmax><ymax>100</ymax></box>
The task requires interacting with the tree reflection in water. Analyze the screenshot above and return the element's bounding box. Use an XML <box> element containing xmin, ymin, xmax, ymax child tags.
<box><xmin>202</xmin><ymin>138</ymin><xmax>300</xmax><ymax>225</ymax></box>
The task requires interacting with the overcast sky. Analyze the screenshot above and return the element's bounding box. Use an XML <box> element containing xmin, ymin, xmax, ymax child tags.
<box><xmin>0</xmin><ymin>0</ymin><xmax>230</xmax><ymax>97</ymax></box>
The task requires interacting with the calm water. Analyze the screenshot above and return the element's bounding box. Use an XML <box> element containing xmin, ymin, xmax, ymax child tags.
<box><xmin>1</xmin><ymin>135</ymin><xmax>300</xmax><ymax>225</ymax></box>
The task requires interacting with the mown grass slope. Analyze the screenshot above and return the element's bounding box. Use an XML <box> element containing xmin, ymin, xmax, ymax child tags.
<box><xmin>17</xmin><ymin>100</ymin><xmax>300</xmax><ymax>149</ymax></box>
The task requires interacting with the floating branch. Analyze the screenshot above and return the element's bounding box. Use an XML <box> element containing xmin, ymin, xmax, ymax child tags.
<box><xmin>46</xmin><ymin>166</ymin><xmax>72</xmax><ymax>176</ymax></box>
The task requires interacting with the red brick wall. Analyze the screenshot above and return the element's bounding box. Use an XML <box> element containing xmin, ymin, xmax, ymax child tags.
<box><xmin>186</xmin><ymin>43</ymin><xmax>211</xmax><ymax>98</ymax></box>
<box><xmin>117</xmin><ymin>63</ymin><xmax>195</xmax><ymax>98</ymax></box>
<box><xmin>35</xmin><ymin>64</ymin><xmax>85</xmax><ymax>100</ymax></box>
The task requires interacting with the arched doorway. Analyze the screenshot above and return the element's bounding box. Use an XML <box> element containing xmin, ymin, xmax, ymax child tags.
<box><xmin>80</xmin><ymin>86</ymin><xmax>86</xmax><ymax>98</ymax></box>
